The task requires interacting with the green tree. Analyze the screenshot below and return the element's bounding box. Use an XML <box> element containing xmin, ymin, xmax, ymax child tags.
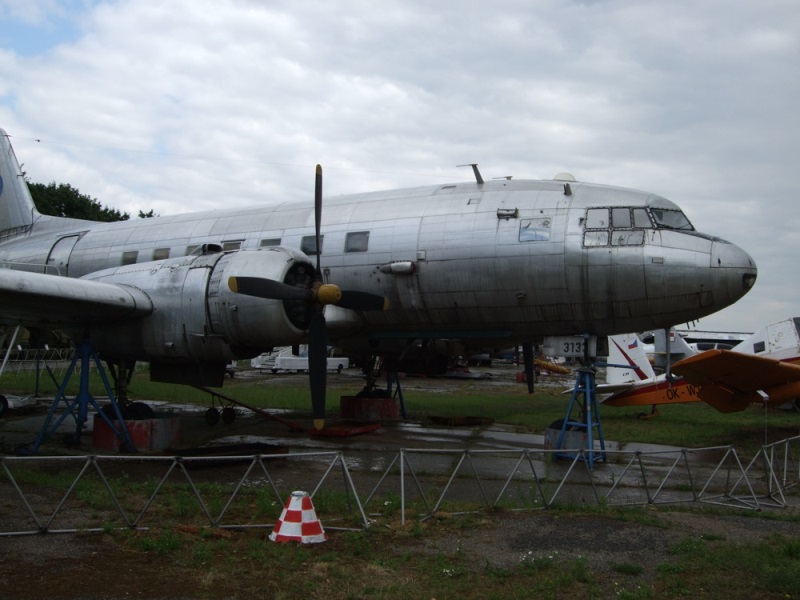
<box><xmin>27</xmin><ymin>181</ymin><xmax>130</xmax><ymax>222</ymax></box>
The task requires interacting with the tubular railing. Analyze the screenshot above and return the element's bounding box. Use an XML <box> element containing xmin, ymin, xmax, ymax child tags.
<box><xmin>1</xmin><ymin>435</ymin><xmax>798</xmax><ymax>537</ymax></box>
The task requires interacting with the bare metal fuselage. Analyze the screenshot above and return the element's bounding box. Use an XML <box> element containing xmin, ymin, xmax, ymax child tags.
<box><xmin>0</xmin><ymin>177</ymin><xmax>756</xmax><ymax>363</ymax></box>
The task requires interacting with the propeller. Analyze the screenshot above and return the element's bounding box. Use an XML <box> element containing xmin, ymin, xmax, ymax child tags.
<box><xmin>308</xmin><ymin>164</ymin><xmax>328</xmax><ymax>430</ymax></box>
<box><xmin>228</xmin><ymin>165</ymin><xmax>387</xmax><ymax>429</ymax></box>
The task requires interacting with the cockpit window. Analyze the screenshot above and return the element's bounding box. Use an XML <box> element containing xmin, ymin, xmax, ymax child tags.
<box><xmin>649</xmin><ymin>208</ymin><xmax>694</xmax><ymax>231</ymax></box>
<box><xmin>633</xmin><ymin>208</ymin><xmax>652</xmax><ymax>228</ymax></box>
<box><xmin>584</xmin><ymin>207</ymin><xmax>645</xmax><ymax>248</ymax></box>
<box><xmin>583</xmin><ymin>205</ymin><xmax>692</xmax><ymax>247</ymax></box>
<box><xmin>585</xmin><ymin>208</ymin><xmax>608</xmax><ymax>229</ymax></box>
<box><xmin>611</xmin><ymin>208</ymin><xmax>631</xmax><ymax>228</ymax></box>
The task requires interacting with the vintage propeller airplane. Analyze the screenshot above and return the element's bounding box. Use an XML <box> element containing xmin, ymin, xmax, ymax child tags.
<box><xmin>603</xmin><ymin>318</ymin><xmax>800</xmax><ymax>413</ymax></box>
<box><xmin>0</xmin><ymin>128</ymin><xmax>757</xmax><ymax>435</ymax></box>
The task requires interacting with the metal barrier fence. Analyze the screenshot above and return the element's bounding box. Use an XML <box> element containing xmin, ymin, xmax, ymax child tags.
<box><xmin>1</xmin><ymin>435</ymin><xmax>798</xmax><ymax>537</ymax></box>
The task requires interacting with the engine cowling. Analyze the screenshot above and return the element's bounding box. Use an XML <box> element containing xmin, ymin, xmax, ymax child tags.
<box><xmin>81</xmin><ymin>247</ymin><xmax>316</xmax><ymax>366</ymax></box>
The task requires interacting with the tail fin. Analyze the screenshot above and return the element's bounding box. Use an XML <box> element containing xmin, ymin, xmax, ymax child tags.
<box><xmin>607</xmin><ymin>333</ymin><xmax>656</xmax><ymax>385</ymax></box>
<box><xmin>0</xmin><ymin>129</ymin><xmax>40</xmax><ymax>239</ymax></box>
<box><xmin>652</xmin><ymin>328</ymin><xmax>696</xmax><ymax>371</ymax></box>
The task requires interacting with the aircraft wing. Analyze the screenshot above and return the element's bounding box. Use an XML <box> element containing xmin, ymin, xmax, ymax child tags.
<box><xmin>671</xmin><ymin>349</ymin><xmax>800</xmax><ymax>412</ymax></box>
<box><xmin>0</xmin><ymin>269</ymin><xmax>153</xmax><ymax>328</ymax></box>
<box><xmin>596</xmin><ymin>381</ymin><xmax>639</xmax><ymax>394</ymax></box>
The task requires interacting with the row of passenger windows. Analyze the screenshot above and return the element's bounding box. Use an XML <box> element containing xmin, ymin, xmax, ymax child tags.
<box><xmin>120</xmin><ymin>231</ymin><xmax>371</xmax><ymax>265</ymax></box>
<box><xmin>120</xmin><ymin>205</ymin><xmax>692</xmax><ymax>265</ymax></box>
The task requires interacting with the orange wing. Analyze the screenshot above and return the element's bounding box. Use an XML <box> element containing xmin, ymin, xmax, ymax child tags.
<box><xmin>671</xmin><ymin>350</ymin><xmax>800</xmax><ymax>412</ymax></box>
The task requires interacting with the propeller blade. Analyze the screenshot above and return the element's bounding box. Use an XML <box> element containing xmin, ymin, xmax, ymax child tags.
<box><xmin>522</xmin><ymin>342</ymin><xmax>535</xmax><ymax>394</ymax></box>
<box><xmin>308</xmin><ymin>311</ymin><xmax>328</xmax><ymax>430</ymax></box>
<box><xmin>228</xmin><ymin>276</ymin><xmax>312</xmax><ymax>302</ymax></box>
<box><xmin>338</xmin><ymin>290</ymin><xmax>389</xmax><ymax>312</ymax></box>
<box><xmin>314</xmin><ymin>164</ymin><xmax>323</xmax><ymax>279</ymax></box>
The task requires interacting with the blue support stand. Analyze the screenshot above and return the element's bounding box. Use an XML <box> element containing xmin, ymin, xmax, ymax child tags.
<box><xmin>555</xmin><ymin>366</ymin><xmax>606</xmax><ymax>469</ymax></box>
<box><xmin>18</xmin><ymin>341</ymin><xmax>136</xmax><ymax>455</ymax></box>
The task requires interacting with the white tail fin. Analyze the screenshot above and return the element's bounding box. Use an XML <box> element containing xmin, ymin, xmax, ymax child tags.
<box><xmin>733</xmin><ymin>317</ymin><xmax>800</xmax><ymax>361</ymax></box>
<box><xmin>652</xmin><ymin>328</ymin><xmax>696</xmax><ymax>370</ymax></box>
<box><xmin>607</xmin><ymin>333</ymin><xmax>656</xmax><ymax>385</ymax></box>
<box><xmin>0</xmin><ymin>129</ymin><xmax>40</xmax><ymax>239</ymax></box>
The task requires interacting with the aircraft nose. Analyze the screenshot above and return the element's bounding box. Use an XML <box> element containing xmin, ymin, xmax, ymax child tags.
<box><xmin>712</xmin><ymin>240</ymin><xmax>757</xmax><ymax>296</ymax></box>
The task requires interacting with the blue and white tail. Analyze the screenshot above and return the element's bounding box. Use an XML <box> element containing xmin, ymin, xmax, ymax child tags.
<box><xmin>606</xmin><ymin>333</ymin><xmax>656</xmax><ymax>385</ymax></box>
<box><xmin>0</xmin><ymin>129</ymin><xmax>40</xmax><ymax>239</ymax></box>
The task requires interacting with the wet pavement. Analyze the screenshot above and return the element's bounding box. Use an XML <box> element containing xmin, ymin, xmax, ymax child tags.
<box><xmin>2</xmin><ymin>363</ymin><xmax>798</xmax><ymax>513</ymax></box>
<box><xmin>3</xmin><ymin>394</ymin><xmax>795</xmax><ymax>513</ymax></box>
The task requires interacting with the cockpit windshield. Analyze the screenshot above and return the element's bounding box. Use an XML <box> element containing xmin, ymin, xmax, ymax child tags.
<box><xmin>581</xmin><ymin>205</ymin><xmax>696</xmax><ymax>248</ymax></box>
<box><xmin>649</xmin><ymin>208</ymin><xmax>694</xmax><ymax>231</ymax></box>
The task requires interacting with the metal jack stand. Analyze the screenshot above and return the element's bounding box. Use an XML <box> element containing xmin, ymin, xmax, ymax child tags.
<box><xmin>18</xmin><ymin>340</ymin><xmax>136</xmax><ymax>455</ymax></box>
<box><xmin>554</xmin><ymin>366</ymin><xmax>606</xmax><ymax>469</ymax></box>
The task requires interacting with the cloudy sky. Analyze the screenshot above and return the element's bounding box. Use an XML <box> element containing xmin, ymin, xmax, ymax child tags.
<box><xmin>0</xmin><ymin>0</ymin><xmax>797</xmax><ymax>334</ymax></box>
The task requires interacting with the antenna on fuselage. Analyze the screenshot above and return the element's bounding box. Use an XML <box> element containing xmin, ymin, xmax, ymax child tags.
<box><xmin>553</xmin><ymin>172</ymin><xmax>576</xmax><ymax>197</ymax></box>
<box><xmin>493</xmin><ymin>176</ymin><xmax>513</xmax><ymax>180</ymax></box>
<box><xmin>457</xmin><ymin>163</ymin><xmax>484</xmax><ymax>184</ymax></box>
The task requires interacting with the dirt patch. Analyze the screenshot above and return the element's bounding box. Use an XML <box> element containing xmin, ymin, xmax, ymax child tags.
<box><xmin>0</xmin><ymin>508</ymin><xmax>798</xmax><ymax>599</ymax></box>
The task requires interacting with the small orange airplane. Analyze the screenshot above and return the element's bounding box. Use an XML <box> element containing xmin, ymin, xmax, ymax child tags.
<box><xmin>602</xmin><ymin>318</ymin><xmax>800</xmax><ymax>413</ymax></box>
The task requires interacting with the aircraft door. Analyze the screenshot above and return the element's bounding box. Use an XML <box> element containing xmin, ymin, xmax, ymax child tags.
<box><xmin>45</xmin><ymin>235</ymin><xmax>80</xmax><ymax>276</ymax></box>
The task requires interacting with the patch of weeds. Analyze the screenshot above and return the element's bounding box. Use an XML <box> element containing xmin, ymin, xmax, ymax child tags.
<box><xmin>245</xmin><ymin>538</ymin><xmax>272</xmax><ymax>561</ymax></box>
<box><xmin>409</xmin><ymin>518</ymin><xmax>425</xmax><ymax>538</ymax></box>
<box><xmin>610</xmin><ymin>507</ymin><xmax>671</xmax><ymax>529</ymax></box>
<box><xmin>428</xmin><ymin>552</ymin><xmax>467</xmax><ymax>579</ymax></box>
<box><xmin>254</xmin><ymin>488</ymin><xmax>278</xmax><ymax>517</ymax></box>
<box><xmin>612</xmin><ymin>562</ymin><xmax>644</xmax><ymax>576</ymax></box>
<box><xmin>518</xmin><ymin>549</ymin><xmax>558</xmax><ymax>572</ymax></box>
<box><xmin>668</xmin><ymin>535</ymin><xmax>705</xmax><ymax>555</ymax></box>
<box><xmin>484</xmin><ymin>561</ymin><xmax>512</xmax><ymax>579</ymax></box>
<box><xmin>379</xmin><ymin>492</ymin><xmax>402</xmax><ymax>516</ymax></box>
<box><xmin>656</xmin><ymin>562</ymin><xmax>689</xmax><ymax>596</ymax></box>
<box><xmin>342</xmin><ymin>531</ymin><xmax>372</xmax><ymax>557</ymax></box>
<box><xmin>612</xmin><ymin>581</ymin><xmax>655</xmax><ymax>599</ymax></box>
<box><xmin>310</xmin><ymin>489</ymin><xmax>351</xmax><ymax>515</ymax></box>
<box><xmin>570</xmin><ymin>555</ymin><xmax>591</xmax><ymax>583</ymax></box>
<box><xmin>101</xmin><ymin>521</ymin><xmax>117</xmax><ymax>535</ymax></box>
<box><xmin>132</xmin><ymin>528</ymin><xmax>182</xmax><ymax>555</ymax></box>
<box><xmin>191</xmin><ymin>541</ymin><xmax>214</xmax><ymax>566</ymax></box>
<box><xmin>656</xmin><ymin>562</ymin><xmax>686</xmax><ymax>576</ymax></box>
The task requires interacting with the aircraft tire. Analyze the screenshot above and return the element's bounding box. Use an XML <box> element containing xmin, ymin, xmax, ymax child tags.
<box><xmin>337</xmin><ymin>364</ymin><xmax>344</xmax><ymax>374</ymax></box>
<box><xmin>205</xmin><ymin>407</ymin><xmax>221</xmax><ymax>426</ymax></box>
<box><xmin>0</xmin><ymin>394</ymin><xmax>8</xmax><ymax>418</ymax></box>
<box><xmin>221</xmin><ymin>407</ymin><xmax>236</xmax><ymax>424</ymax></box>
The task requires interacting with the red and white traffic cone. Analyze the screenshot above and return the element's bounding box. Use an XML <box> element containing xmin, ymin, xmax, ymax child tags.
<box><xmin>269</xmin><ymin>491</ymin><xmax>327</xmax><ymax>544</ymax></box>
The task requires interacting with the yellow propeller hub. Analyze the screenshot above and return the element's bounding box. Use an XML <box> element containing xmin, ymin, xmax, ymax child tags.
<box><xmin>316</xmin><ymin>283</ymin><xmax>342</xmax><ymax>306</ymax></box>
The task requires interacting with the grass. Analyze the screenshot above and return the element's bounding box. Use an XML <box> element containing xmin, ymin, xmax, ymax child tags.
<box><xmin>4</xmin><ymin>364</ymin><xmax>799</xmax><ymax>454</ymax></box>
<box><xmin>74</xmin><ymin>513</ymin><xmax>795</xmax><ymax>599</ymax></box>
<box><xmin>3</xmin><ymin>365</ymin><xmax>800</xmax><ymax>598</ymax></box>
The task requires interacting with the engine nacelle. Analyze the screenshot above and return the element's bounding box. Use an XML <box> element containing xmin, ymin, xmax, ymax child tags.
<box><xmin>81</xmin><ymin>247</ymin><xmax>316</xmax><ymax>369</ymax></box>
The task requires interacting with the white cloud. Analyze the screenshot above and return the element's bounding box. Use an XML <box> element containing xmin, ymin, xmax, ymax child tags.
<box><xmin>0</xmin><ymin>0</ymin><xmax>798</xmax><ymax>333</ymax></box>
